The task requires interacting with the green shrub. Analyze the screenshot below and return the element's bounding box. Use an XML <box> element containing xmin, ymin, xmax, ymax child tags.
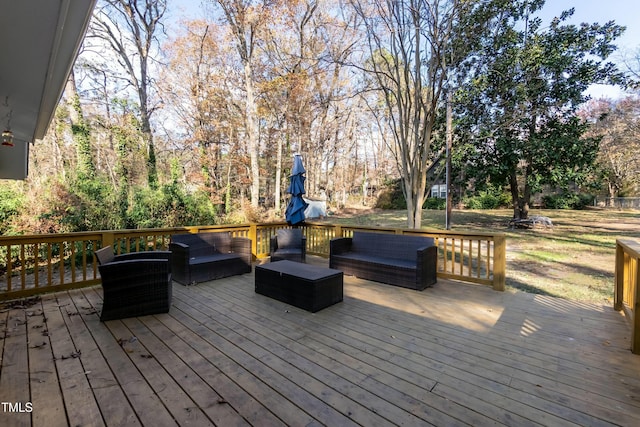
<box><xmin>423</xmin><ymin>197</ymin><xmax>446</xmax><ymax>210</ymax></box>
<box><xmin>577</xmin><ymin>194</ymin><xmax>595</xmax><ymax>209</ymax></box>
<box><xmin>71</xmin><ymin>177</ymin><xmax>116</xmax><ymax>231</ymax></box>
<box><xmin>36</xmin><ymin>177</ymin><xmax>117</xmax><ymax>233</ymax></box>
<box><xmin>128</xmin><ymin>186</ymin><xmax>177</xmax><ymax>229</ymax></box>
<box><xmin>375</xmin><ymin>179</ymin><xmax>406</xmax><ymax>209</ymax></box>
<box><xmin>128</xmin><ymin>184</ymin><xmax>219</xmax><ymax>229</ymax></box>
<box><xmin>463</xmin><ymin>188</ymin><xmax>511</xmax><ymax>209</ymax></box>
<box><xmin>0</xmin><ymin>185</ymin><xmax>24</xmax><ymax>234</ymax></box>
<box><xmin>542</xmin><ymin>193</ymin><xmax>594</xmax><ymax>210</ymax></box>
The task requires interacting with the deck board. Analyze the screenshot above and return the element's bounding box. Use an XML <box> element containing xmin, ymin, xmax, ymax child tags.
<box><xmin>142</xmin><ymin>313</ymin><xmax>286</xmax><ymax>427</ymax></box>
<box><xmin>174</xmin><ymin>280</ymin><xmax>436</xmax><ymax>427</ymax></box>
<box><xmin>186</xmin><ymin>276</ymin><xmax>499</xmax><ymax>426</ymax></box>
<box><xmin>30</xmin><ymin>294</ymin><xmax>69</xmax><ymax>427</ymax></box>
<box><xmin>222</xmin><ymin>284</ymin><xmax>573</xmax><ymax>426</ymax></box>
<box><xmin>50</xmin><ymin>291</ymin><xmax>105</xmax><ymax>427</ymax></box>
<box><xmin>1</xmin><ymin>257</ymin><xmax>640</xmax><ymax>427</ymax></box>
<box><xmin>343</xmin><ymin>288</ymin><xmax>640</xmax><ymax>415</ymax></box>
<box><xmin>121</xmin><ymin>316</ymin><xmax>248</xmax><ymax>427</ymax></box>
<box><xmin>78</xmin><ymin>287</ymin><xmax>180</xmax><ymax>427</ymax></box>
<box><xmin>0</xmin><ymin>306</ymin><xmax>31</xmax><ymax>427</ymax></box>
<box><xmin>168</xmin><ymin>300</ymin><xmax>353</xmax><ymax>427</ymax></box>
<box><xmin>65</xmin><ymin>288</ymin><xmax>141</xmax><ymax>427</ymax></box>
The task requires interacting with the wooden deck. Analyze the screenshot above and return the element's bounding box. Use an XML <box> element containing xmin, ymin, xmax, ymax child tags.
<box><xmin>1</xmin><ymin>257</ymin><xmax>640</xmax><ymax>426</ymax></box>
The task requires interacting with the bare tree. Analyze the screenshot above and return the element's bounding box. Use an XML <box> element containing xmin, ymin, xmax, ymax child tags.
<box><xmin>352</xmin><ymin>0</ymin><xmax>460</xmax><ymax>228</ymax></box>
<box><xmin>88</xmin><ymin>0</ymin><xmax>166</xmax><ymax>189</ymax></box>
<box><xmin>161</xmin><ymin>20</ymin><xmax>241</xmax><ymax>199</ymax></box>
<box><xmin>212</xmin><ymin>0</ymin><xmax>274</xmax><ymax>208</ymax></box>
<box><xmin>583</xmin><ymin>97</ymin><xmax>640</xmax><ymax>199</ymax></box>
<box><xmin>260</xmin><ymin>0</ymin><xmax>361</xmax><ymax>208</ymax></box>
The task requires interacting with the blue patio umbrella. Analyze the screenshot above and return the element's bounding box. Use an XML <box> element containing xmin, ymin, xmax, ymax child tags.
<box><xmin>285</xmin><ymin>154</ymin><xmax>309</xmax><ymax>226</ymax></box>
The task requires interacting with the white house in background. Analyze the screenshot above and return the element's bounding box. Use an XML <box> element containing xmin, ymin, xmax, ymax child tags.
<box><xmin>431</xmin><ymin>184</ymin><xmax>447</xmax><ymax>199</ymax></box>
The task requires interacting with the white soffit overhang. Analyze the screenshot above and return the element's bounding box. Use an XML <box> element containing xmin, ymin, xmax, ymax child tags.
<box><xmin>0</xmin><ymin>0</ymin><xmax>96</xmax><ymax>179</ymax></box>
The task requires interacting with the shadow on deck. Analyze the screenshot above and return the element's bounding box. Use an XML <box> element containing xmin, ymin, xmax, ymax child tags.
<box><xmin>1</xmin><ymin>256</ymin><xmax>639</xmax><ymax>426</ymax></box>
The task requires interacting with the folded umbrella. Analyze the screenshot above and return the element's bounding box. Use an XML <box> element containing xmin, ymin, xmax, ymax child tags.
<box><xmin>285</xmin><ymin>154</ymin><xmax>308</xmax><ymax>226</ymax></box>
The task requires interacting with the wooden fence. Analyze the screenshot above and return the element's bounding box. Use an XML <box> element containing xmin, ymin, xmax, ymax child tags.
<box><xmin>0</xmin><ymin>222</ymin><xmax>506</xmax><ymax>301</ymax></box>
<box><xmin>615</xmin><ymin>239</ymin><xmax>640</xmax><ymax>354</ymax></box>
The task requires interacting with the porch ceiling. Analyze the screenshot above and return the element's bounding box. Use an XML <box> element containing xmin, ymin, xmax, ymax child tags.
<box><xmin>0</xmin><ymin>0</ymin><xmax>96</xmax><ymax>179</ymax></box>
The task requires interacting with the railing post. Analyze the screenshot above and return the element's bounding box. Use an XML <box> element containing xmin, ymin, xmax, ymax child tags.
<box><xmin>634</xmin><ymin>259</ymin><xmax>640</xmax><ymax>354</ymax></box>
<box><xmin>492</xmin><ymin>235</ymin><xmax>506</xmax><ymax>291</ymax></box>
<box><xmin>102</xmin><ymin>231</ymin><xmax>115</xmax><ymax>248</ymax></box>
<box><xmin>334</xmin><ymin>225</ymin><xmax>342</xmax><ymax>238</ymax></box>
<box><xmin>249</xmin><ymin>223</ymin><xmax>258</xmax><ymax>260</ymax></box>
<box><xmin>614</xmin><ymin>240</ymin><xmax>625</xmax><ymax>311</ymax></box>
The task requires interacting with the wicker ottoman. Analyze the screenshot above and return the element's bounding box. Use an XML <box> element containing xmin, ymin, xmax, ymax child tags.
<box><xmin>255</xmin><ymin>260</ymin><xmax>343</xmax><ymax>312</ymax></box>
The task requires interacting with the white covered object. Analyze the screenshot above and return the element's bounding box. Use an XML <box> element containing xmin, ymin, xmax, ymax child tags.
<box><xmin>304</xmin><ymin>198</ymin><xmax>326</xmax><ymax>218</ymax></box>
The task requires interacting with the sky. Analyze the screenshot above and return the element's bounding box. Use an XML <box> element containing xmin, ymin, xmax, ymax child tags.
<box><xmin>169</xmin><ymin>0</ymin><xmax>639</xmax><ymax>99</ymax></box>
<box><xmin>538</xmin><ymin>0</ymin><xmax>640</xmax><ymax>99</ymax></box>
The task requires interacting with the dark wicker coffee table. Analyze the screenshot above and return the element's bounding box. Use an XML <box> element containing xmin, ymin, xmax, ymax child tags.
<box><xmin>255</xmin><ymin>260</ymin><xmax>343</xmax><ymax>312</ymax></box>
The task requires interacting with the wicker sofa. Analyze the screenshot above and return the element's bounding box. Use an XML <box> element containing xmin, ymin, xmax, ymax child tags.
<box><xmin>95</xmin><ymin>247</ymin><xmax>172</xmax><ymax>321</ymax></box>
<box><xmin>170</xmin><ymin>232</ymin><xmax>252</xmax><ymax>285</ymax></box>
<box><xmin>329</xmin><ymin>231</ymin><xmax>437</xmax><ymax>290</ymax></box>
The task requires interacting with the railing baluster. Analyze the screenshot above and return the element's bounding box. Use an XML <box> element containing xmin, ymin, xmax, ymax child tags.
<box><xmin>47</xmin><ymin>243</ymin><xmax>52</xmax><ymax>286</ymax></box>
<box><xmin>20</xmin><ymin>244</ymin><xmax>26</xmax><ymax>289</ymax></box>
<box><xmin>59</xmin><ymin>241</ymin><xmax>65</xmax><ymax>285</ymax></box>
<box><xmin>34</xmin><ymin>243</ymin><xmax>40</xmax><ymax>288</ymax></box>
<box><xmin>1</xmin><ymin>223</ymin><xmax>505</xmax><ymax>300</ymax></box>
<box><xmin>486</xmin><ymin>240</ymin><xmax>491</xmax><ymax>280</ymax></box>
<box><xmin>70</xmin><ymin>240</ymin><xmax>76</xmax><ymax>283</ymax></box>
<box><xmin>6</xmin><ymin>244</ymin><xmax>12</xmax><ymax>292</ymax></box>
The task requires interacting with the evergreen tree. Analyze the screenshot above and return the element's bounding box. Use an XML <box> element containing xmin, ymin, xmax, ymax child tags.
<box><xmin>456</xmin><ymin>2</ymin><xmax>625</xmax><ymax>219</ymax></box>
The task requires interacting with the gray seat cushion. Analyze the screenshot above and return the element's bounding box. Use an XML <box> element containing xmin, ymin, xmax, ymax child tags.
<box><xmin>189</xmin><ymin>253</ymin><xmax>240</xmax><ymax>266</ymax></box>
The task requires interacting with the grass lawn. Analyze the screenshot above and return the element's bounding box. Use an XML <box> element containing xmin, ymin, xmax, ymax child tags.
<box><xmin>326</xmin><ymin>208</ymin><xmax>640</xmax><ymax>304</ymax></box>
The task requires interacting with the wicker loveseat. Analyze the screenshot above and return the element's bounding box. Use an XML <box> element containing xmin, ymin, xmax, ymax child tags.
<box><xmin>329</xmin><ymin>231</ymin><xmax>437</xmax><ymax>290</ymax></box>
<box><xmin>169</xmin><ymin>232</ymin><xmax>252</xmax><ymax>285</ymax></box>
<box><xmin>95</xmin><ymin>247</ymin><xmax>172</xmax><ymax>321</ymax></box>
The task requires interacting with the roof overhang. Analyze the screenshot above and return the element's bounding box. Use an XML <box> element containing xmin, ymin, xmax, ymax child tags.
<box><xmin>0</xmin><ymin>0</ymin><xmax>96</xmax><ymax>179</ymax></box>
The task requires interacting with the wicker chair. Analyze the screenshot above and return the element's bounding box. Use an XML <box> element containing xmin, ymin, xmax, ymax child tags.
<box><xmin>270</xmin><ymin>229</ymin><xmax>306</xmax><ymax>263</ymax></box>
<box><xmin>95</xmin><ymin>247</ymin><xmax>172</xmax><ymax>321</ymax></box>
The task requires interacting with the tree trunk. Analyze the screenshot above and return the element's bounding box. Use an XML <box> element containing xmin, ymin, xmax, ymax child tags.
<box><xmin>510</xmin><ymin>169</ymin><xmax>530</xmax><ymax>220</ymax></box>
<box><xmin>66</xmin><ymin>71</ymin><xmax>95</xmax><ymax>180</ymax></box>
<box><xmin>138</xmin><ymin>59</ymin><xmax>157</xmax><ymax>189</ymax></box>
<box><xmin>510</xmin><ymin>171</ymin><xmax>521</xmax><ymax>219</ymax></box>
<box><xmin>225</xmin><ymin>162</ymin><xmax>232</xmax><ymax>215</ymax></box>
<box><xmin>405</xmin><ymin>180</ymin><xmax>417</xmax><ymax>229</ymax></box>
<box><xmin>521</xmin><ymin>166</ymin><xmax>532</xmax><ymax>219</ymax></box>
<box><xmin>244</xmin><ymin>62</ymin><xmax>260</xmax><ymax>208</ymax></box>
<box><xmin>415</xmin><ymin>184</ymin><xmax>427</xmax><ymax>229</ymax></box>
<box><xmin>275</xmin><ymin>134</ymin><xmax>283</xmax><ymax>212</ymax></box>
<box><xmin>143</xmin><ymin>130</ymin><xmax>158</xmax><ymax>190</ymax></box>
<box><xmin>608</xmin><ymin>182</ymin><xmax>615</xmax><ymax>207</ymax></box>
<box><xmin>404</xmin><ymin>178</ymin><xmax>425</xmax><ymax>229</ymax></box>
